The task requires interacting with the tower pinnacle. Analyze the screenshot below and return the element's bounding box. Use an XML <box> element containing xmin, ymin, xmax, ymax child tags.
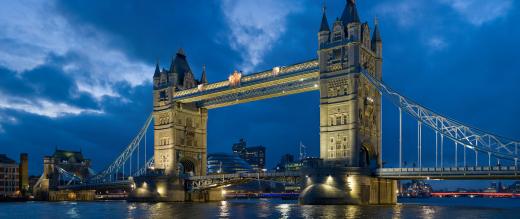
<box><xmin>319</xmin><ymin>3</ymin><xmax>330</xmax><ymax>32</ymax></box>
<box><xmin>153</xmin><ymin>59</ymin><xmax>160</xmax><ymax>78</ymax></box>
<box><xmin>200</xmin><ymin>64</ymin><xmax>208</xmax><ymax>84</ymax></box>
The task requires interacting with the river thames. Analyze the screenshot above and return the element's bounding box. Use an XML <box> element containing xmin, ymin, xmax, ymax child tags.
<box><xmin>1</xmin><ymin>198</ymin><xmax>520</xmax><ymax>219</ymax></box>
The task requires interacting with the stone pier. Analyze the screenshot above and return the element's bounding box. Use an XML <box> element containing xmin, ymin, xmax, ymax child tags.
<box><xmin>128</xmin><ymin>175</ymin><xmax>224</xmax><ymax>202</ymax></box>
<box><xmin>299</xmin><ymin>165</ymin><xmax>396</xmax><ymax>205</ymax></box>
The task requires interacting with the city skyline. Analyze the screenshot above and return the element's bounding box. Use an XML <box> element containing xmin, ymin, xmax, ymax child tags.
<box><xmin>0</xmin><ymin>0</ymin><xmax>519</xmax><ymax>191</ymax></box>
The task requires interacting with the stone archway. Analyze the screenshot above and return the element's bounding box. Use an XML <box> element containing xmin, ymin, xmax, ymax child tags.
<box><xmin>360</xmin><ymin>144</ymin><xmax>371</xmax><ymax>167</ymax></box>
<box><xmin>178</xmin><ymin>158</ymin><xmax>196</xmax><ymax>176</ymax></box>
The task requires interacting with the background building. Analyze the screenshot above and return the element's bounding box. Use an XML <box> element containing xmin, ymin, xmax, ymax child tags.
<box><xmin>275</xmin><ymin>154</ymin><xmax>294</xmax><ymax>172</ymax></box>
<box><xmin>0</xmin><ymin>154</ymin><xmax>19</xmax><ymax>198</ymax></box>
<box><xmin>207</xmin><ymin>153</ymin><xmax>252</xmax><ymax>174</ymax></box>
<box><xmin>34</xmin><ymin>149</ymin><xmax>93</xmax><ymax>198</ymax></box>
<box><xmin>19</xmin><ymin>153</ymin><xmax>28</xmax><ymax>195</ymax></box>
<box><xmin>232</xmin><ymin>139</ymin><xmax>266</xmax><ymax>171</ymax></box>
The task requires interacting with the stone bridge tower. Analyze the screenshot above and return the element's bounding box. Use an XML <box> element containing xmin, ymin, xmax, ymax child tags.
<box><xmin>300</xmin><ymin>0</ymin><xmax>395</xmax><ymax>205</ymax></box>
<box><xmin>318</xmin><ymin>0</ymin><xmax>382</xmax><ymax>168</ymax></box>
<box><xmin>153</xmin><ymin>49</ymin><xmax>208</xmax><ymax>177</ymax></box>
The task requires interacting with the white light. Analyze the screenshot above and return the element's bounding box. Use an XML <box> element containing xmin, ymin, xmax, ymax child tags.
<box><xmin>221</xmin><ymin>190</ymin><xmax>227</xmax><ymax>195</ymax></box>
<box><xmin>314</xmin><ymin>84</ymin><xmax>318</xmax><ymax>88</ymax></box>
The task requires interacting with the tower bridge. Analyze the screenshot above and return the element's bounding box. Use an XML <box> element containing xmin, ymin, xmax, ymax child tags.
<box><xmin>44</xmin><ymin>0</ymin><xmax>519</xmax><ymax>205</ymax></box>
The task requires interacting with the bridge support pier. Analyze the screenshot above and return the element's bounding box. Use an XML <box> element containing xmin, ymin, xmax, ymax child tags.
<box><xmin>128</xmin><ymin>175</ymin><xmax>224</xmax><ymax>202</ymax></box>
<box><xmin>299</xmin><ymin>166</ymin><xmax>396</xmax><ymax>205</ymax></box>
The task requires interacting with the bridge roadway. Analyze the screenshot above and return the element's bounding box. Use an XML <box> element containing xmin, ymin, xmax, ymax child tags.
<box><xmin>376</xmin><ymin>166</ymin><xmax>520</xmax><ymax>179</ymax></box>
<box><xmin>57</xmin><ymin>166</ymin><xmax>520</xmax><ymax>191</ymax></box>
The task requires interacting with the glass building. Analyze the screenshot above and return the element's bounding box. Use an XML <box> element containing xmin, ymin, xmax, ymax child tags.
<box><xmin>207</xmin><ymin>153</ymin><xmax>252</xmax><ymax>174</ymax></box>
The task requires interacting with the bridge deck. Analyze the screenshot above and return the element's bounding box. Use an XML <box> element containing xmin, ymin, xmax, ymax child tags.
<box><xmin>377</xmin><ymin>166</ymin><xmax>520</xmax><ymax>179</ymax></box>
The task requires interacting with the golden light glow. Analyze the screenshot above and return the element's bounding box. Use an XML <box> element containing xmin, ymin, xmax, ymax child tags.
<box><xmin>228</xmin><ymin>70</ymin><xmax>242</xmax><ymax>86</ymax></box>
<box><xmin>326</xmin><ymin>175</ymin><xmax>334</xmax><ymax>185</ymax></box>
<box><xmin>157</xmin><ymin>185</ymin><xmax>166</xmax><ymax>196</ymax></box>
<box><xmin>221</xmin><ymin>189</ymin><xmax>227</xmax><ymax>196</ymax></box>
<box><xmin>272</xmin><ymin>67</ymin><xmax>281</xmax><ymax>76</ymax></box>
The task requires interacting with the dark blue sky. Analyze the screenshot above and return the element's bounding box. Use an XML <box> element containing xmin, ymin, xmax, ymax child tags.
<box><xmin>0</xmin><ymin>0</ymin><xmax>518</xmax><ymax>189</ymax></box>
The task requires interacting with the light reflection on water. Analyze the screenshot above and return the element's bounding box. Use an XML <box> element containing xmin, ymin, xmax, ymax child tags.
<box><xmin>0</xmin><ymin>198</ymin><xmax>520</xmax><ymax>218</ymax></box>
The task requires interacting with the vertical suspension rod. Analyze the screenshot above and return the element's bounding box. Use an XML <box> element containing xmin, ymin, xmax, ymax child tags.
<box><xmin>145</xmin><ymin>131</ymin><xmax>147</xmax><ymax>174</ymax></box>
<box><xmin>399</xmin><ymin>107</ymin><xmax>402</xmax><ymax>169</ymax></box>
<box><xmin>464</xmin><ymin>143</ymin><xmax>467</xmax><ymax>168</ymax></box>
<box><xmin>455</xmin><ymin>141</ymin><xmax>458</xmax><ymax>168</ymax></box>
<box><xmin>435</xmin><ymin>131</ymin><xmax>438</xmax><ymax>168</ymax></box>
<box><xmin>419</xmin><ymin>121</ymin><xmax>422</xmax><ymax>168</ymax></box>
<box><xmin>441</xmin><ymin>134</ymin><xmax>444</xmax><ymax>168</ymax></box>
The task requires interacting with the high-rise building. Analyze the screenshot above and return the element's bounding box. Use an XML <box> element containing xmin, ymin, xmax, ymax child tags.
<box><xmin>232</xmin><ymin>139</ymin><xmax>266</xmax><ymax>171</ymax></box>
<box><xmin>0</xmin><ymin>154</ymin><xmax>19</xmax><ymax>198</ymax></box>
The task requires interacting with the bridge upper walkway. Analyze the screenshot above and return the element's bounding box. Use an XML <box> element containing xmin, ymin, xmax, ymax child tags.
<box><xmin>172</xmin><ymin>60</ymin><xmax>319</xmax><ymax>109</ymax></box>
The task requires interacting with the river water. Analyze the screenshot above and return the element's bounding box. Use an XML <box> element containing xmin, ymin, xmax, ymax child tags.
<box><xmin>1</xmin><ymin>198</ymin><xmax>520</xmax><ymax>218</ymax></box>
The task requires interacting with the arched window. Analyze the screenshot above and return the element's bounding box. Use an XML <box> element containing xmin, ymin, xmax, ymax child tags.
<box><xmin>336</xmin><ymin>116</ymin><xmax>341</xmax><ymax>125</ymax></box>
<box><xmin>343</xmin><ymin>115</ymin><xmax>347</xmax><ymax>124</ymax></box>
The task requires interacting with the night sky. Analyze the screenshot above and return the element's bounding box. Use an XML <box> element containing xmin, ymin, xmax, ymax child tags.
<box><xmin>0</xmin><ymin>0</ymin><xmax>518</xmax><ymax>190</ymax></box>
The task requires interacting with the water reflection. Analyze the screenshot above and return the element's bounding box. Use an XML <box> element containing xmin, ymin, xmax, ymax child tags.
<box><xmin>392</xmin><ymin>203</ymin><xmax>403</xmax><ymax>219</ymax></box>
<box><xmin>345</xmin><ymin>205</ymin><xmax>361</xmax><ymax>219</ymax></box>
<box><xmin>256</xmin><ymin>199</ymin><xmax>272</xmax><ymax>218</ymax></box>
<box><xmin>66</xmin><ymin>206</ymin><xmax>80</xmax><ymax>218</ymax></box>
<box><xmin>276</xmin><ymin>203</ymin><xmax>291</xmax><ymax>219</ymax></box>
<box><xmin>219</xmin><ymin>201</ymin><xmax>229</xmax><ymax>218</ymax></box>
<box><xmin>420</xmin><ymin>206</ymin><xmax>436</xmax><ymax>219</ymax></box>
<box><xmin>3</xmin><ymin>198</ymin><xmax>519</xmax><ymax>218</ymax></box>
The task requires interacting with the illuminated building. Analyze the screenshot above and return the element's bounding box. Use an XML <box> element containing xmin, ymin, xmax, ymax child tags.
<box><xmin>232</xmin><ymin>139</ymin><xmax>266</xmax><ymax>171</ymax></box>
<box><xmin>207</xmin><ymin>153</ymin><xmax>252</xmax><ymax>174</ymax></box>
<box><xmin>0</xmin><ymin>154</ymin><xmax>19</xmax><ymax>198</ymax></box>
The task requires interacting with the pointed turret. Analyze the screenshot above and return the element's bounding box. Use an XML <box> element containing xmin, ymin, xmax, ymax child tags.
<box><xmin>340</xmin><ymin>0</ymin><xmax>360</xmax><ymax>25</ymax></box>
<box><xmin>350</xmin><ymin>0</ymin><xmax>360</xmax><ymax>23</ymax></box>
<box><xmin>200</xmin><ymin>64</ymin><xmax>208</xmax><ymax>84</ymax></box>
<box><xmin>371</xmin><ymin>17</ymin><xmax>382</xmax><ymax>43</ymax></box>
<box><xmin>169</xmin><ymin>48</ymin><xmax>193</xmax><ymax>86</ymax></box>
<box><xmin>319</xmin><ymin>5</ymin><xmax>330</xmax><ymax>32</ymax></box>
<box><xmin>153</xmin><ymin>60</ymin><xmax>160</xmax><ymax>78</ymax></box>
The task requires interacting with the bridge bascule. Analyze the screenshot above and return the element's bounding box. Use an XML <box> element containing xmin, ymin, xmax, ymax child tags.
<box><xmin>44</xmin><ymin>0</ymin><xmax>519</xmax><ymax>204</ymax></box>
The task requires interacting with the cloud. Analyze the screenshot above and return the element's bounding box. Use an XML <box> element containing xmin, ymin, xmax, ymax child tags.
<box><xmin>440</xmin><ymin>0</ymin><xmax>513</xmax><ymax>26</ymax></box>
<box><xmin>0</xmin><ymin>0</ymin><xmax>152</xmax><ymax>100</ymax></box>
<box><xmin>373</xmin><ymin>0</ymin><xmax>426</xmax><ymax>28</ymax></box>
<box><xmin>220</xmin><ymin>0</ymin><xmax>303</xmax><ymax>73</ymax></box>
<box><xmin>426</xmin><ymin>36</ymin><xmax>448</xmax><ymax>51</ymax></box>
<box><xmin>0</xmin><ymin>94</ymin><xmax>102</xmax><ymax>118</ymax></box>
<box><xmin>375</xmin><ymin>0</ymin><xmax>513</xmax><ymax>28</ymax></box>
